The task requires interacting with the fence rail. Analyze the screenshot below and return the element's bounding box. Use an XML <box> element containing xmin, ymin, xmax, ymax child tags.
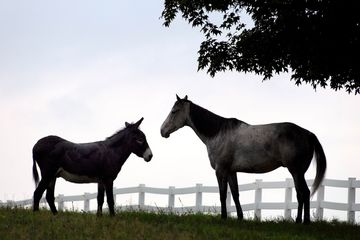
<box><xmin>1</xmin><ymin>178</ymin><xmax>359</xmax><ymax>223</ymax></box>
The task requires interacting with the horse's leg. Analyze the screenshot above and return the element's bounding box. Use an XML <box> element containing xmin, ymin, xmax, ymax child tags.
<box><xmin>104</xmin><ymin>181</ymin><xmax>115</xmax><ymax>216</ymax></box>
<box><xmin>216</xmin><ymin>169</ymin><xmax>228</xmax><ymax>219</ymax></box>
<box><xmin>97</xmin><ymin>183</ymin><xmax>105</xmax><ymax>216</ymax></box>
<box><xmin>298</xmin><ymin>175</ymin><xmax>310</xmax><ymax>224</ymax></box>
<box><xmin>33</xmin><ymin>178</ymin><xmax>50</xmax><ymax>211</ymax></box>
<box><xmin>292</xmin><ymin>173</ymin><xmax>303</xmax><ymax>223</ymax></box>
<box><xmin>292</xmin><ymin>173</ymin><xmax>310</xmax><ymax>224</ymax></box>
<box><xmin>228</xmin><ymin>172</ymin><xmax>243</xmax><ymax>220</ymax></box>
<box><xmin>45</xmin><ymin>178</ymin><xmax>57</xmax><ymax>215</ymax></box>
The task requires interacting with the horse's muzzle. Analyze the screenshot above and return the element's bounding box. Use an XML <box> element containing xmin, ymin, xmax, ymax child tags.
<box><xmin>160</xmin><ymin>128</ymin><xmax>170</xmax><ymax>138</ymax></box>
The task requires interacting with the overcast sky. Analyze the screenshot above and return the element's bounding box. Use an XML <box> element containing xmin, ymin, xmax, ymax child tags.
<box><xmin>0</xmin><ymin>0</ymin><xmax>359</xmax><ymax>220</ymax></box>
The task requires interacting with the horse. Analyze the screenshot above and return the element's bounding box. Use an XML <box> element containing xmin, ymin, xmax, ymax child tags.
<box><xmin>160</xmin><ymin>95</ymin><xmax>326</xmax><ymax>224</ymax></box>
<box><xmin>32</xmin><ymin>117</ymin><xmax>152</xmax><ymax>216</ymax></box>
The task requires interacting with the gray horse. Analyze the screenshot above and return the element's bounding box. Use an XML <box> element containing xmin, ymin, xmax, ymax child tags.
<box><xmin>160</xmin><ymin>95</ymin><xmax>326</xmax><ymax>224</ymax></box>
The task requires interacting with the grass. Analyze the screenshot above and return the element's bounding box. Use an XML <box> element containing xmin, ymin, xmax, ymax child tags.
<box><xmin>0</xmin><ymin>207</ymin><xmax>359</xmax><ymax>240</ymax></box>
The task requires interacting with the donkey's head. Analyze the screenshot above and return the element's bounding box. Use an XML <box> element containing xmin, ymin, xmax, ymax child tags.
<box><xmin>160</xmin><ymin>95</ymin><xmax>190</xmax><ymax>138</ymax></box>
<box><xmin>126</xmin><ymin>117</ymin><xmax>153</xmax><ymax>162</ymax></box>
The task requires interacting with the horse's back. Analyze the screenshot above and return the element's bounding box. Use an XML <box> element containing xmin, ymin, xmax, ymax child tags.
<box><xmin>229</xmin><ymin>122</ymin><xmax>314</xmax><ymax>172</ymax></box>
<box><xmin>241</xmin><ymin>122</ymin><xmax>312</xmax><ymax>141</ymax></box>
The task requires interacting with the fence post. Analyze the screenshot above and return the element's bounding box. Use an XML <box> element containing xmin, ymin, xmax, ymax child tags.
<box><xmin>168</xmin><ymin>186</ymin><xmax>175</xmax><ymax>212</ymax></box>
<box><xmin>316</xmin><ymin>182</ymin><xmax>325</xmax><ymax>221</ymax></box>
<box><xmin>84</xmin><ymin>193</ymin><xmax>90</xmax><ymax>212</ymax></box>
<box><xmin>284</xmin><ymin>178</ymin><xmax>293</xmax><ymax>220</ymax></box>
<box><xmin>138</xmin><ymin>184</ymin><xmax>145</xmax><ymax>210</ymax></box>
<box><xmin>347</xmin><ymin>177</ymin><xmax>356</xmax><ymax>224</ymax></box>
<box><xmin>57</xmin><ymin>194</ymin><xmax>64</xmax><ymax>211</ymax></box>
<box><xmin>255</xmin><ymin>179</ymin><xmax>262</xmax><ymax>220</ymax></box>
<box><xmin>6</xmin><ymin>200</ymin><xmax>14</xmax><ymax>208</ymax></box>
<box><xmin>196</xmin><ymin>184</ymin><xmax>203</xmax><ymax>212</ymax></box>
<box><xmin>113</xmin><ymin>187</ymin><xmax>117</xmax><ymax>208</ymax></box>
<box><xmin>226</xmin><ymin>185</ymin><xmax>232</xmax><ymax>216</ymax></box>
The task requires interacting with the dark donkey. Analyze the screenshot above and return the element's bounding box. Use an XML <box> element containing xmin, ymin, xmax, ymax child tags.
<box><xmin>33</xmin><ymin>118</ymin><xmax>152</xmax><ymax>216</ymax></box>
<box><xmin>161</xmin><ymin>95</ymin><xmax>326</xmax><ymax>224</ymax></box>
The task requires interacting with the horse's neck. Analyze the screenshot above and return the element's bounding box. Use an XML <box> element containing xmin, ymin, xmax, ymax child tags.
<box><xmin>186</xmin><ymin>102</ymin><xmax>228</xmax><ymax>143</ymax></box>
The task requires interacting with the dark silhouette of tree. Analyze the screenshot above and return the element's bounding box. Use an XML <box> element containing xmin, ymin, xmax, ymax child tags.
<box><xmin>162</xmin><ymin>0</ymin><xmax>360</xmax><ymax>94</ymax></box>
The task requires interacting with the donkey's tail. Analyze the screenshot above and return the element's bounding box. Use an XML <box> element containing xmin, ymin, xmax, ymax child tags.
<box><xmin>32</xmin><ymin>150</ymin><xmax>39</xmax><ymax>187</ymax></box>
<box><xmin>311</xmin><ymin>133</ymin><xmax>327</xmax><ymax>196</ymax></box>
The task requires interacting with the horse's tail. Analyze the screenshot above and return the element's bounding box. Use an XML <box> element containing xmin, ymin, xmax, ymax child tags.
<box><xmin>311</xmin><ymin>133</ymin><xmax>327</xmax><ymax>196</ymax></box>
<box><xmin>32</xmin><ymin>148</ymin><xmax>39</xmax><ymax>187</ymax></box>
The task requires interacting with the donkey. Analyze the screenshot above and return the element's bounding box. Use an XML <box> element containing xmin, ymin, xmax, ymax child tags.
<box><xmin>160</xmin><ymin>95</ymin><xmax>326</xmax><ymax>224</ymax></box>
<box><xmin>32</xmin><ymin>117</ymin><xmax>152</xmax><ymax>216</ymax></box>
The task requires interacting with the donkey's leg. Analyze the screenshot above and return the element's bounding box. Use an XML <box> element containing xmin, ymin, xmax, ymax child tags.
<box><xmin>104</xmin><ymin>181</ymin><xmax>115</xmax><ymax>216</ymax></box>
<box><xmin>228</xmin><ymin>173</ymin><xmax>243</xmax><ymax>220</ymax></box>
<box><xmin>97</xmin><ymin>183</ymin><xmax>105</xmax><ymax>216</ymax></box>
<box><xmin>216</xmin><ymin>169</ymin><xmax>229</xmax><ymax>219</ymax></box>
<box><xmin>33</xmin><ymin>178</ymin><xmax>50</xmax><ymax>211</ymax></box>
<box><xmin>45</xmin><ymin>178</ymin><xmax>58</xmax><ymax>215</ymax></box>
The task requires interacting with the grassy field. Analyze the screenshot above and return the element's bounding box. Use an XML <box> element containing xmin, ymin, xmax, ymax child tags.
<box><xmin>0</xmin><ymin>207</ymin><xmax>359</xmax><ymax>240</ymax></box>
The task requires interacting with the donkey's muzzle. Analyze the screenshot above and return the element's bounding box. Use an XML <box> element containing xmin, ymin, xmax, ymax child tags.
<box><xmin>143</xmin><ymin>148</ymin><xmax>153</xmax><ymax>162</ymax></box>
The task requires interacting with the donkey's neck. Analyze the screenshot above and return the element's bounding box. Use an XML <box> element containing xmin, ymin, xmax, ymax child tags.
<box><xmin>186</xmin><ymin>102</ymin><xmax>230</xmax><ymax>143</ymax></box>
<box><xmin>105</xmin><ymin>131</ymin><xmax>132</xmax><ymax>167</ymax></box>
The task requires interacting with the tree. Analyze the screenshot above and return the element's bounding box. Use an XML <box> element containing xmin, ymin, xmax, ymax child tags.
<box><xmin>162</xmin><ymin>0</ymin><xmax>360</xmax><ymax>94</ymax></box>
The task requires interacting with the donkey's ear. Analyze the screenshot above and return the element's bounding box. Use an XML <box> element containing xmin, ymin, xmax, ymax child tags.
<box><xmin>176</xmin><ymin>94</ymin><xmax>181</xmax><ymax>101</ymax></box>
<box><xmin>134</xmin><ymin>117</ymin><xmax>144</xmax><ymax>128</ymax></box>
<box><xmin>184</xmin><ymin>95</ymin><xmax>188</xmax><ymax>100</ymax></box>
<box><xmin>125</xmin><ymin>122</ymin><xmax>131</xmax><ymax>128</ymax></box>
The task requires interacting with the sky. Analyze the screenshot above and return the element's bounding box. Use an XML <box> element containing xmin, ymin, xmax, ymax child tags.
<box><xmin>0</xmin><ymin>0</ymin><xmax>359</xmax><ymax>220</ymax></box>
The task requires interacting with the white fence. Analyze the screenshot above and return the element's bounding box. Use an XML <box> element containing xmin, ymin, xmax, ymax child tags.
<box><xmin>1</xmin><ymin>178</ymin><xmax>359</xmax><ymax>223</ymax></box>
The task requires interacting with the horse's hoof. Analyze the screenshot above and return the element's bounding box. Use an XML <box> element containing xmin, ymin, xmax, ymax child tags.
<box><xmin>303</xmin><ymin>219</ymin><xmax>310</xmax><ymax>225</ymax></box>
<box><xmin>295</xmin><ymin>218</ymin><xmax>302</xmax><ymax>224</ymax></box>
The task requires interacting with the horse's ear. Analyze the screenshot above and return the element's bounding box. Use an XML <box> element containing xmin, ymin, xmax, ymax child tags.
<box><xmin>184</xmin><ymin>95</ymin><xmax>188</xmax><ymax>100</ymax></box>
<box><xmin>176</xmin><ymin>94</ymin><xmax>181</xmax><ymax>101</ymax></box>
<box><xmin>125</xmin><ymin>122</ymin><xmax>131</xmax><ymax>128</ymax></box>
<box><xmin>134</xmin><ymin>117</ymin><xmax>144</xmax><ymax>128</ymax></box>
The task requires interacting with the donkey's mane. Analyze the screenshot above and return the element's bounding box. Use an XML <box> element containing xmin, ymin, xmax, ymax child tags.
<box><xmin>105</xmin><ymin>126</ymin><xmax>134</xmax><ymax>146</ymax></box>
<box><xmin>106</xmin><ymin>127</ymin><xmax>125</xmax><ymax>140</ymax></box>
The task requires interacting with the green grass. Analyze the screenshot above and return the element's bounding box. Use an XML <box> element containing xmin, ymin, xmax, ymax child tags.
<box><xmin>0</xmin><ymin>207</ymin><xmax>359</xmax><ymax>240</ymax></box>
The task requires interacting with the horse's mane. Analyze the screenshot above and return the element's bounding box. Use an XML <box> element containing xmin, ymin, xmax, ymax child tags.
<box><xmin>188</xmin><ymin>101</ymin><xmax>245</xmax><ymax>138</ymax></box>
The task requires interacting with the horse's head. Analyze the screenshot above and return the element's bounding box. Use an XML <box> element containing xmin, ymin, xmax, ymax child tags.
<box><xmin>161</xmin><ymin>94</ymin><xmax>190</xmax><ymax>138</ymax></box>
<box><xmin>126</xmin><ymin>117</ymin><xmax>153</xmax><ymax>162</ymax></box>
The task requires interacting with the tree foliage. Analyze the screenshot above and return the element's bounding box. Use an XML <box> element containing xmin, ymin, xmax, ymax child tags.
<box><xmin>162</xmin><ymin>0</ymin><xmax>360</xmax><ymax>94</ymax></box>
